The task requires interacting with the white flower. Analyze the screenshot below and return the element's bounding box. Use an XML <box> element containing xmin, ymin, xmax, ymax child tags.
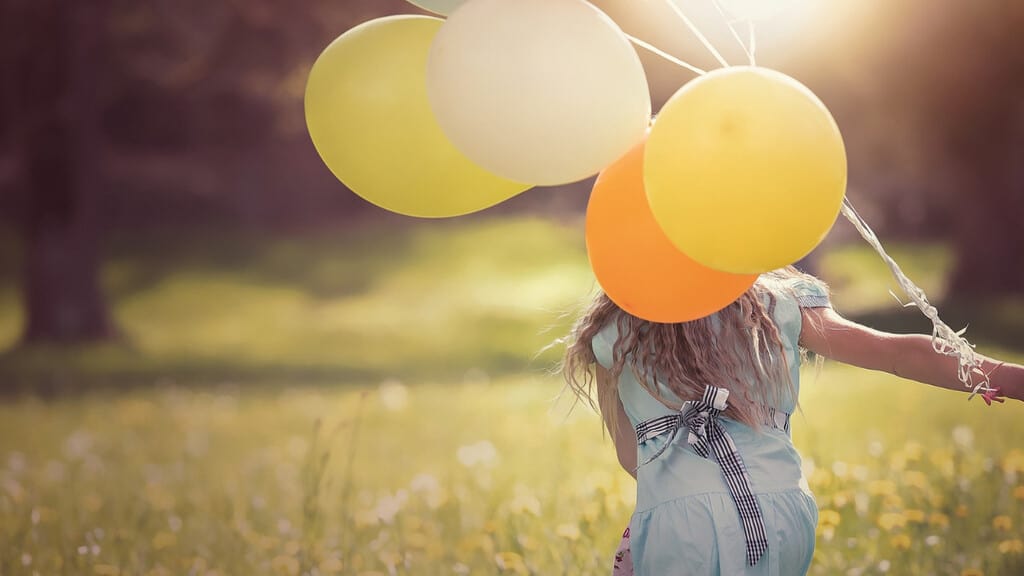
<box><xmin>952</xmin><ymin>425</ymin><xmax>974</xmax><ymax>449</ymax></box>
<box><xmin>457</xmin><ymin>441</ymin><xmax>499</xmax><ymax>468</ymax></box>
<box><xmin>868</xmin><ymin>440</ymin><xmax>884</xmax><ymax>457</ymax></box>
<box><xmin>379</xmin><ymin>379</ymin><xmax>409</xmax><ymax>412</ymax></box>
<box><xmin>925</xmin><ymin>535</ymin><xmax>941</xmax><ymax>547</ymax></box>
<box><xmin>832</xmin><ymin>461</ymin><xmax>849</xmax><ymax>478</ymax></box>
<box><xmin>410</xmin><ymin>473</ymin><xmax>440</xmax><ymax>493</ymax></box>
<box><xmin>877</xmin><ymin>559</ymin><xmax>891</xmax><ymax>573</ymax></box>
<box><xmin>375</xmin><ymin>490</ymin><xmax>409</xmax><ymax>524</ymax></box>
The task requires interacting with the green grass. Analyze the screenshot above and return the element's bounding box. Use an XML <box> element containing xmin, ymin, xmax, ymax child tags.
<box><xmin>2</xmin><ymin>369</ymin><xmax>1024</xmax><ymax>575</ymax></box>
<box><xmin>1</xmin><ymin>217</ymin><xmax>1023</xmax><ymax>574</ymax></box>
<box><xmin>0</xmin><ymin>218</ymin><xmax>595</xmax><ymax>386</ymax></box>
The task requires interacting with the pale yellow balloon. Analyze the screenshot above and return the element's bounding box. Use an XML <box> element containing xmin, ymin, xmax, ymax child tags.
<box><xmin>305</xmin><ymin>16</ymin><xmax>530</xmax><ymax>218</ymax></box>
<box><xmin>644</xmin><ymin>66</ymin><xmax>847</xmax><ymax>274</ymax></box>
<box><xmin>426</xmin><ymin>0</ymin><xmax>651</xmax><ymax>186</ymax></box>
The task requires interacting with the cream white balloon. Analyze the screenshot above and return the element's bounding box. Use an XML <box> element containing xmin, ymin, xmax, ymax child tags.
<box><xmin>426</xmin><ymin>0</ymin><xmax>651</xmax><ymax>186</ymax></box>
<box><xmin>403</xmin><ymin>0</ymin><xmax>465</xmax><ymax>16</ymax></box>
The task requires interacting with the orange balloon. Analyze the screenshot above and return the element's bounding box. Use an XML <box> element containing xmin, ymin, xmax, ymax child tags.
<box><xmin>586</xmin><ymin>138</ymin><xmax>758</xmax><ymax>323</ymax></box>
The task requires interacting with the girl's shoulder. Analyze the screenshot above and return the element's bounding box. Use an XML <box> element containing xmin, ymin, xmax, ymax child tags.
<box><xmin>758</xmin><ymin>270</ymin><xmax>832</xmax><ymax>310</ymax></box>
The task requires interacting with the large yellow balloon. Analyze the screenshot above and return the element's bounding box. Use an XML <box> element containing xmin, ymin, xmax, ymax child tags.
<box><xmin>305</xmin><ymin>16</ymin><xmax>530</xmax><ymax>218</ymax></box>
<box><xmin>645</xmin><ymin>66</ymin><xmax>846</xmax><ymax>274</ymax></box>
<box><xmin>425</xmin><ymin>0</ymin><xmax>651</xmax><ymax>186</ymax></box>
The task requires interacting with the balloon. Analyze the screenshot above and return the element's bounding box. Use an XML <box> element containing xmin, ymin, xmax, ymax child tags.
<box><xmin>305</xmin><ymin>16</ymin><xmax>530</xmax><ymax>218</ymax></box>
<box><xmin>644</xmin><ymin>66</ymin><xmax>846</xmax><ymax>274</ymax></box>
<box><xmin>712</xmin><ymin>0</ymin><xmax>800</xmax><ymax>21</ymax></box>
<box><xmin>426</xmin><ymin>0</ymin><xmax>651</xmax><ymax>186</ymax></box>
<box><xmin>587</xmin><ymin>137</ymin><xmax>757</xmax><ymax>323</ymax></box>
<box><xmin>403</xmin><ymin>0</ymin><xmax>465</xmax><ymax>16</ymax></box>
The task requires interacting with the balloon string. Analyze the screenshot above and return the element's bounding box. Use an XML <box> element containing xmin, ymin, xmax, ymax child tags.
<box><xmin>840</xmin><ymin>197</ymin><xmax>994</xmax><ymax>400</ymax></box>
<box><xmin>664</xmin><ymin>0</ymin><xmax>730</xmax><ymax>68</ymax></box>
<box><xmin>709</xmin><ymin>0</ymin><xmax>755</xmax><ymax>66</ymax></box>
<box><xmin>748</xmin><ymin>20</ymin><xmax>757</xmax><ymax>66</ymax></box>
<box><xmin>626</xmin><ymin>34</ymin><xmax>707</xmax><ymax>75</ymax></box>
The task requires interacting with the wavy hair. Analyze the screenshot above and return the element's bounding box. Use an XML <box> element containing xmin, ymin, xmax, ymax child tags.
<box><xmin>562</xmin><ymin>266</ymin><xmax>826</xmax><ymax>436</ymax></box>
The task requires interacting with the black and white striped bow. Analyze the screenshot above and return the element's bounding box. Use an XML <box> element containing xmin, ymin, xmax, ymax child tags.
<box><xmin>634</xmin><ymin>385</ymin><xmax>768</xmax><ymax>567</ymax></box>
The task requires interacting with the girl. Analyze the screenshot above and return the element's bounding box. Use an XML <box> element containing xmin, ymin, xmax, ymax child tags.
<box><xmin>563</xmin><ymin>266</ymin><xmax>1024</xmax><ymax>576</ymax></box>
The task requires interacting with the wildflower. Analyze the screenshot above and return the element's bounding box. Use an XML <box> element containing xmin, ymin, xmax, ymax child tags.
<box><xmin>495</xmin><ymin>551</ymin><xmax>528</xmax><ymax>575</ymax></box>
<box><xmin>952</xmin><ymin>426</ymin><xmax>974</xmax><ymax>449</ymax></box>
<box><xmin>904</xmin><ymin>442</ymin><xmax>923</xmax><ymax>461</ymax></box>
<box><xmin>374</xmin><ymin>490</ymin><xmax>409</xmax><ymax>524</ymax></box>
<box><xmin>890</xmin><ymin>534</ymin><xmax>912</xmax><ymax>550</ymax></box>
<box><xmin>928</xmin><ymin>512</ymin><xmax>950</xmax><ymax>529</ymax></box>
<box><xmin>508</xmin><ymin>484</ymin><xmax>541</xmax><ymax>516</ymax></box>
<box><xmin>877</xmin><ymin>512</ymin><xmax>907</xmax><ymax>532</ymax></box>
<box><xmin>152</xmin><ymin>532</ymin><xmax>176</xmax><ymax>550</ymax></box>
<box><xmin>319</xmin><ymin>557</ymin><xmax>344</xmax><ymax>574</ymax></box>
<box><xmin>955</xmin><ymin>505</ymin><xmax>969</xmax><ymax>518</ymax></box>
<box><xmin>877</xmin><ymin>559</ymin><xmax>891</xmax><ymax>573</ymax></box>
<box><xmin>378</xmin><ymin>379</ymin><xmax>409</xmax><ymax>412</ymax></box>
<box><xmin>1013</xmin><ymin>486</ymin><xmax>1024</xmax><ymax>501</ymax></box>
<box><xmin>925</xmin><ymin>535</ymin><xmax>941</xmax><ymax>547</ymax></box>
<box><xmin>961</xmin><ymin>569</ymin><xmax>983</xmax><ymax>576</ymax></box>
<box><xmin>456</xmin><ymin>441</ymin><xmax>499</xmax><ymax>468</ymax></box>
<box><xmin>832</xmin><ymin>461</ymin><xmax>849</xmax><ymax>478</ymax></box>
<box><xmin>556</xmin><ymin>523</ymin><xmax>581</xmax><ymax>541</ymax></box>
<box><xmin>867</xmin><ymin>480</ymin><xmax>897</xmax><ymax>497</ymax></box>
<box><xmin>993</xmin><ymin>515</ymin><xmax>1013</xmax><ymax>531</ymax></box>
<box><xmin>819</xmin><ymin>509</ymin><xmax>842</xmax><ymax>527</ymax></box>
<box><xmin>998</xmin><ymin>539</ymin><xmax>1024</xmax><ymax>554</ymax></box>
<box><xmin>868</xmin><ymin>440</ymin><xmax>885</xmax><ymax>457</ymax></box>
<box><xmin>905</xmin><ymin>509</ymin><xmax>926</xmax><ymax>524</ymax></box>
<box><xmin>271</xmin><ymin>555</ymin><xmax>300</xmax><ymax>576</ymax></box>
<box><xmin>901</xmin><ymin>471</ymin><xmax>929</xmax><ymax>491</ymax></box>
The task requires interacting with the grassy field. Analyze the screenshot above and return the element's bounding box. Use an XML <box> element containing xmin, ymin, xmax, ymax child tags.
<box><xmin>1</xmin><ymin>217</ymin><xmax>1023</xmax><ymax>575</ymax></box>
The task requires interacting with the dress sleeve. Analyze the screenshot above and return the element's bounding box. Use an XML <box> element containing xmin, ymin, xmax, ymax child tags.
<box><xmin>788</xmin><ymin>278</ymin><xmax>832</xmax><ymax>309</ymax></box>
<box><xmin>591</xmin><ymin>324</ymin><xmax>616</xmax><ymax>370</ymax></box>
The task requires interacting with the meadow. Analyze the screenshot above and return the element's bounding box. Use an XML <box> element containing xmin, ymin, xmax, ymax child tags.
<box><xmin>0</xmin><ymin>217</ymin><xmax>1022</xmax><ymax>575</ymax></box>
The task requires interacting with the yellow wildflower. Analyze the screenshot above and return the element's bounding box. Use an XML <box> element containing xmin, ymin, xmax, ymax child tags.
<box><xmin>901</xmin><ymin>471</ymin><xmax>929</xmax><ymax>491</ymax></box>
<box><xmin>928</xmin><ymin>512</ymin><xmax>950</xmax><ymax>529</ymax></box>
<box><xmin>905</xmin><ymin>509</ymin><xmax>926</xmax><ymax>524</ymax></box>
<box><xmin>556</xmin><ymin>523</ymin><xmax>581</xmax><ymax>541</ymax></box>
<box><xmin>998</xmin><ymin>539</ymin><xmax>1024</xmax><ymax>555</ymax></box>
<box><xmin>955</xmin><ymin>505</ymin><xmax>969</xmax><ymax>518</ymax></box>
<box><xmin>878</xmin><ymin>512</ymin><xmax>907</xmax><ymax>532</ymax></box>
<box><xmin>961</xmin><ymin>569</ymin><xmax>983</xmax><ymax>576</ymax></box>
<box><xmin>819</xmin><ymin>509</ymin><xmax>841</xmax><ymax>527</ymax></box>
<box><xmin>495</xmin><ymin>551</ymin><xmax>529</xmax><ymax>575</ymax></box>
<box><xmin>151</xmin><ymin>532</ymin><xmax>176</xmax><ymax>550</ymax></box>
<box><xmin>993</xmin><ymin>515</ymin><xmax>1013</xmax><ymax>531</ymax></box>
<box><xmin>868</xmin><ymin>480</ymin><xmax>897</xmax><ymax>496</ymax></box>
<box><xmin>1013</xmin><ymin>486</ymin><xmax>1024</xmax><ymax>501</ymax></box>
<box><xmin>891</xmin><ymin>534</ymin><xmax>912</xmax><ymax>550</ymax></box>
<box><xmin>271</xmin><ymin>555</ymin><xmax>299</xmax><ymax>576</ymax></box>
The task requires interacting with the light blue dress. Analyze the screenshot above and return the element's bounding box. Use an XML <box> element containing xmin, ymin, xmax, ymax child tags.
<box><xmin>592</xmin><ymin>277</ymin><xmax>830</xmax><ymax>576</ymax></box>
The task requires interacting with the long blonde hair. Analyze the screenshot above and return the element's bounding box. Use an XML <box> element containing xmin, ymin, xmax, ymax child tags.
<box><xmin>562</xmin><ymin>266</ymin><xmax>824</xmax><ymax>435</ymax></box>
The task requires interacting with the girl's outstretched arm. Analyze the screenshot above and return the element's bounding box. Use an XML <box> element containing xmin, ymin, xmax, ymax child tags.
<box><xmin>799</xmin><ymin>307</ymin><xmax>1024</xmax><ymax>403</ymax></box>
<box><xmin>596</xmin><ymin>365</ymin><xmax>638</xmax><ymax>478</ymax></box>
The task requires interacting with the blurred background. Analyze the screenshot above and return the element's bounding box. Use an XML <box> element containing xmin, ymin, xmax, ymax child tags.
<box><xmin>0</xmin><ymin>1</ymin><xmax>1022</xmax><ymax>575</ymax></box>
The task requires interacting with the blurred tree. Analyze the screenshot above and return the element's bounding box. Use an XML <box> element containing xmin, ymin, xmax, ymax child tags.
<box><xmin>7</xmin><ymin>1</ymin><xmax>116</xmax><ymax>343</ymax></box>
<box><xmin>912</xmin><ymin>2</ymin><xmax>1024</xmax><ymax>295</ymax></box>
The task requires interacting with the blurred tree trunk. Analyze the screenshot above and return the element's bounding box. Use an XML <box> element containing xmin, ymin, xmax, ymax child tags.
<box><xmin>939</xmin><ymin>7</ymin><xmax>1024</xmax><ymax>296</ymax></box>
<box><xmin>12</xmin><ymin>1</ymin><xmax>115</xmax><ymax>343</ymax></box>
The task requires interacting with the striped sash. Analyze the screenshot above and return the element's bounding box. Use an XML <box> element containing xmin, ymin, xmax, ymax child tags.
<box><xmin>634</xmin><ymin>386</ymin><xmax>787</xmax><ymax>567</ymax></box>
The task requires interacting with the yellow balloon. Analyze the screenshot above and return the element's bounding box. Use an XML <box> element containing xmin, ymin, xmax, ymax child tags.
<box><xmin>644</xmin><ymin>66</ymin><xmax>846</xmax><ymax>274</ymax></box>
<box><xmin>305</xmin><ymin>16</ymin><xmax>530</xmax><ymax>218</ymax></box>
<box><xmin>426</xmin><ymin>0</ymin><xmax>651</xmax><ymax>186</ymax></box>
